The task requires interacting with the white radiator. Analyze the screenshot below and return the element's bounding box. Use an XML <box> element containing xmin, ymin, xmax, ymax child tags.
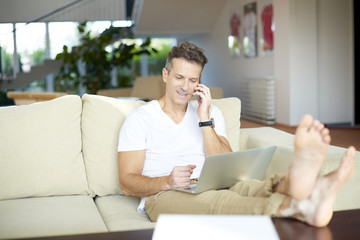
<box><xmin>240</xmin><ymin>77</ymin><xmax>276</xmax><ymax>125</ymax></box>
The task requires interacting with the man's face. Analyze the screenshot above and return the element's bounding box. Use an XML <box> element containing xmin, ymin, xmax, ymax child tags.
<box><xmin>162</xmin><ymin>58</ymin><xmax>203</xmax><ymax>105</ymax></box>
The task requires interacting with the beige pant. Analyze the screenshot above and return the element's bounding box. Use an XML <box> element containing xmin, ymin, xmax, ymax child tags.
<box><xmin>145</xmin><ymin>174</ymin><xmax>286</xmax><ymax>222</ymax></box>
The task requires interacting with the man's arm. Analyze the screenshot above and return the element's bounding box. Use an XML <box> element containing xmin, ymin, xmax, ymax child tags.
<box><xmin>201</xmin><ymin>128</ymin><xmax>232</xmax><ymax>156</ymax></box>
<box><xmin>194</xmin><ymin>84</ymin><xmax>232</xmax><ymax>156</ymax></box>
<box><xmin>118</xmin><ymin>150</ymin><xmax>196</xmax><ymax>197</ymax></box>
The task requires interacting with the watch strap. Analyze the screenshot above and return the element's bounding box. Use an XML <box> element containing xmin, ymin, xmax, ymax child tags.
<box><xmin>198</xmin><ymin>118</ymin><xmax>215</xmax><ymax>127</ymax></box>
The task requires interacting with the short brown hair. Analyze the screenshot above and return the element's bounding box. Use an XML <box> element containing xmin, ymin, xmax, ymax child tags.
<box><xmin>165</xmin><ymin>41</ymin><xmax>208</xmax><ymax>72</ymax></box>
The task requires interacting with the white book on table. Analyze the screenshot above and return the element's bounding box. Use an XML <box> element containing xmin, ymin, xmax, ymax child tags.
<box><xmin>152</xmin><ymin>214</ymin><xmax>280</xmax><ymax>240</ymax></box>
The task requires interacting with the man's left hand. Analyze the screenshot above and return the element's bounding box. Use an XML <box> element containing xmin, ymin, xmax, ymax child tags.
<box><xmin>193</xmin><ymin>84</ymin><xmax>211</xmax><ymax>121</ymax></box>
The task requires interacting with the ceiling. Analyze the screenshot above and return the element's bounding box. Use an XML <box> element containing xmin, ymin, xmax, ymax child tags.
<box><xmin>135</xmin><ymin>0</ymin><xmax>227</xmax><ymax>35</ymax></box>
<box><xmin>0</xmin><ymin>0</ymin><xmax>227</xmax><ymax>35</ymax></box>
<box><xmin>0</xmin><ymin>0</ymin><xmax>126</xmax><ymax>23</ymax></box>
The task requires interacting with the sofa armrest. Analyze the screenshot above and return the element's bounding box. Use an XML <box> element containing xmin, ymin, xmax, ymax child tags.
<box><xmin>240</xmin><ymin>127</ymin><xmax>295</xmax><ymax>149</ymax></box>
<box><xmin>96</xmin><ymin>88</ymin><xmax>133</xmax><ymax>98</ymax></box>
<box><xmin>240</xmin><ymin>127</ymin><xmax>295</xmax><ymax>180</ymax></box>
<box><xmin>240</xmin><ymin>127</ymin><xmax>360</xmax><ymax>211</ymax></box>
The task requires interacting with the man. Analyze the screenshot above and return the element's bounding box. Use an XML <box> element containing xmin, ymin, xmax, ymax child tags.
<box><xmin>118</xmin><ymin>41</ymin><xmax>356</xmax><ymax>227</ymax></box>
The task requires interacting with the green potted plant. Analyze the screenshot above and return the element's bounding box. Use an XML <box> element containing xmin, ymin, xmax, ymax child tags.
<box><xmin>55</xmin><ymin>21</ymin><xmax>157</xmax><ymax>94</ymax></box>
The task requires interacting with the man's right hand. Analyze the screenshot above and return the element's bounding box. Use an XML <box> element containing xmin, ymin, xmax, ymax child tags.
<box><xmin>119</xmin><ymin>151</ymin><xmax>197</xmax><ymax>196</ymax></box>
<box><xmin>168</xmin><ymin>165</ymin><xmax>196</xmax><ymax>189</ymax></box>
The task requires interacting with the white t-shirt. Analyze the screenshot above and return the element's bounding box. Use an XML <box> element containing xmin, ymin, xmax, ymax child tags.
<box><xmin>117</xmin><ymin>100</ymin><xmax>227</xmax><ymax>212</ymax></box>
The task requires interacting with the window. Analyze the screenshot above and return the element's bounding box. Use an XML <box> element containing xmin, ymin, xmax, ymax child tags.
<box><xmin>0</xmin><ymin>24</ymin><xmax>14</xmax><ymax>77</ymax></box>
<box><xmin>0</xmin><ymin>21</ymin><xmax>176</xmax><ymax>93</ymax></box>
<box><xmin>49</xmin><ymin>22</ymin><xmax>79</xmax><ymax>59</ymax></box>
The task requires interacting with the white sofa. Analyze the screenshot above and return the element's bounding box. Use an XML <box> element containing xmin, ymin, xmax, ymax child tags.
<box><xmin>0</xmin><ymin>94</ymin><xmax>359</xmax><ymax>239</ymax></box>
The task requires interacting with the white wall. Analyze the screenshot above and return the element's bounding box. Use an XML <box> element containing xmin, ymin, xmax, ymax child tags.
<box><xmin>184</xmin><ymin>0</ymin><xmax>353</xmax><ymax>126</ymax></box>
<box><xmin>277</xmin><ymin>0</ymin><xmax>319</xmax><ymax>125</ymax></box>
<box><xmin>317</xmin><ymin>0</ymin><xmax>353</xmax><ymax>124</ymax></box>
<box><xmin>272</xmin><ymin>0</ymin><xmax>291</xmax><ymax>124</ymax></box>
<box><xmin>186</xmin><ymin>0</ymin><xmax>274</xmax><ymax>99</ymax></box>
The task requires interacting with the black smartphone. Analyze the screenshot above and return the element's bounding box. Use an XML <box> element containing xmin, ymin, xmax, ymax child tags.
<box><xmin>195</xmin><ymin>90</ymin><xmax>201</xmax><ymax>103</ymax></box>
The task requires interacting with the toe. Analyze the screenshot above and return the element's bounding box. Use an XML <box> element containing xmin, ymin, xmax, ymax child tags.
<box><xmin>310</xmin><ymin>120</ymin><xmax>321</xmax><ymax>132</ymax></box>
<box><xmin>299</xmin><ymin>114</ymin><xmax>313</xmax><ymax>129</ymax></box>
<box><xmin>321</xmin><ymin>128</ymin><xmax>331</xmax><ymax>144</ymax></box>
<box><xmin>323</xmin><ymin>135</ymin><xmax>331</xmax><ymax>145</ymax></box>
<box><xmin>338</xmin><ymin>147</ymin><xmax>356</xmax><ymax>181</ymax></box>
<box><xmin>347</xmin><ymin>146</ymin><xmax>356</xmax><ymax>156</ymax></box>
<box><xmin>317</xmin><ymin>123</ymin><xmax>325</xmax><ymax>132</ymax></box>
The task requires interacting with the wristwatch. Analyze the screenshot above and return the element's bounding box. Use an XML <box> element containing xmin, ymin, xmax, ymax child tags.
<box><xmin>199</xmin><ymin>118</ymin><xmax>215</xmax><ymax>128</ymax></box>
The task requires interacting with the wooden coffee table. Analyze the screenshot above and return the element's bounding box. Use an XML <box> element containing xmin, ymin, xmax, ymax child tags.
<box><xmin>273</xmin><ymin>209</ymin><xmax>360</xmax><ymax>239</ymax></box>
<box><xmin>24</xmin><ymin>209</ymin><xmax>360</xmax><ymax>240</ymax></box>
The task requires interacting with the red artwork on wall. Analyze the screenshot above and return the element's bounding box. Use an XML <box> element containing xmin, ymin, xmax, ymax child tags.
<box><xmin>261</xmin><ymin>4</ymin><xmax>273</xmax><ymax>51</ymax></box>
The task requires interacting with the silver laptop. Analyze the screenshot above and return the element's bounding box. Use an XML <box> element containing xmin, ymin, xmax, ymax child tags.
<box><xmin>173</xmin><ymin>145</ymin><xmax>277</xmax><ymax>194</ymax></box>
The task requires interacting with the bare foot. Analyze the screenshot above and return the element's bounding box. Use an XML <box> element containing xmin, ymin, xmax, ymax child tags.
<box><xmin>280</xmin><ymin>147</ymin><xmax>356</xmax><ymax>227</ymax></box>
<box><xmin>307</xmin><ymin>146</ymin><xmax>355</xmax><ymax>227</ymax></box>
<box><xmin>286</xmin><ymin>114</ymin><xmax>331</xmax><ymax>200</ymax></box>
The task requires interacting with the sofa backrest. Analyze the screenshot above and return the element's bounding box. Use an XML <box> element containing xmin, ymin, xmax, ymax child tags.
<box><xmin>211</xmin><ymin>98</ymin><xmax>241</xmax><ymax>152</ymax></box>
<box><xmin>0</xmin><ymin>94</ymin><xmax>241</xmax><ymax>199</ymax></box>
<box><xmin>0</xmin><ymin>95</ymin><xmax>90</xmax><ymax>200</ymax></box>
<box><xmin>81</xmin><ymin>94</ymin><xmax>241</xmax><ymax>197</ymax></box>
<box><xmin>81</xmin><ymin>94</ymin><xmax>146</xmax><ymax>196</ymax></box>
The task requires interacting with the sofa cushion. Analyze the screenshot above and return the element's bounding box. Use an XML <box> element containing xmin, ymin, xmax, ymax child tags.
<box><xmin>0</xmin><ymin>195</ymin><xmax>107</xmax><ymax>239</ymax></box>
<box><xmin>0</xmin><ymin>95</ymin><xmax>89</xmax><ymax>200</ymax></box>
<box><xmin>212</xmin><ymin>97</ymin><xmax>241</xmax><ymax>151</ymax></box>
<box><xmin>81</xmin><ymin>94</ymin><xmax>146</xmax><ymax>196</ymax></box>
<box><xmin>95</xmin><ymin>195</ymin><xmax>155</xmax><ymax>231</ymax></box>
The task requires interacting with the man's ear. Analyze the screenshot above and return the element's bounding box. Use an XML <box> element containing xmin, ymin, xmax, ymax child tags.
<box><xmin>162</xmin><ymin>68</ymin><xmax>168</xmax><ymax>83</ymax></box>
